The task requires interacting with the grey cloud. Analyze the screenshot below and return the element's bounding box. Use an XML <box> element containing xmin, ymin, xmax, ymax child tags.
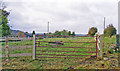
<box><xmin>5</xmin><ymin>0</ymin><xmax>119</xmax><ymax>34</ymax></box>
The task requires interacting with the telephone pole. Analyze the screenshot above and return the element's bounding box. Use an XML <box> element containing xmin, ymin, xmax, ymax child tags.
<box><xmin>104</xmin><ymin>17</ymin><xmax>106</xmax><ymax>32</ymax></box>
<box><xmin>47</xmin><ymin>21</ymin><xmax>49</xmax><ymax>34</ymax></box>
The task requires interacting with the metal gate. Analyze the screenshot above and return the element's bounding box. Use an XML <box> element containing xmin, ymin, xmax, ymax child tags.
<box><xmin>33</xmin><ymin>35</ymin><xmax>97</xmax><ymax>59</ymax></box>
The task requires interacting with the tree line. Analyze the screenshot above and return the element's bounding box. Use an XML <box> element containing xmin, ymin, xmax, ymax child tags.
<box><xmin>43</xmin><ymin>29</ymin><xmax>75</xmax><ymax>37</ymax></box>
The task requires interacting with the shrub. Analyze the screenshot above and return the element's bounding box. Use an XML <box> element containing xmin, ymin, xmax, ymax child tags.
<box><xmin>71</xmin><ymin>32</ymin><xmax>75</xmax><ymax>36</ymax></box>
<box><xmin>87</xmin><ymin>27</ymin><xmax>97</xmax><ymax>36</ymax></box>
<box><xmin>104</xmin><ymin>24</ymin><xmax>116</xmax><ymax>37</ymax></box>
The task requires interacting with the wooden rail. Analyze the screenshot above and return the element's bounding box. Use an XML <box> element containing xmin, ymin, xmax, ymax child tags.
<box><xmin>0</xmin><ymin>37</ymin><xmax>32</xmax><ymax>42</ymax></box>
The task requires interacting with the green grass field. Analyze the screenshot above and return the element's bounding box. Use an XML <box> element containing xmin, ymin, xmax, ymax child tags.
<box><xmin>1</xmin><ymin>36</ymin><xmax>119</xmax><ymax>69</ymax></box>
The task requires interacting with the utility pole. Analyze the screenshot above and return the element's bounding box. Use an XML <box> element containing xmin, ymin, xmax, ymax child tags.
<box><xmin>48</xmin><ymin>21</ymin><xmax>49</xmax><ymax>34</ymax></box>
<box><xmin>118</xmin><ymin>1</ymin><xmax>120</xmax><ymax>67</ymax></box>
<box><xmin>104</xmin><ymin>17</ymin><xmax>105</xmax><ymax>32</ymax></box>
<box><xmin>47</xmin><ymin>21</ymin><xmax>50</xmax><ymax>38</ymax></box>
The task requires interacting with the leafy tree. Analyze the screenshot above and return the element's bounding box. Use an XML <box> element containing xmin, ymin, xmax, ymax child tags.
<box><xmin>61</xmin><ymin>29</ymin><xmax>67</xmax><ymax>36</ymax></box>
<box><xmin>0</xmin><ymin>2</ymin><xmax>10</xmax><ymax>61</ymax></box>
<box><xmin>0</xmin><ymin>8</ymin><xmax>10</xmax><ymax>36</ymax></box>
<box><xmin>44</xmin><ymin>33</ymin><xmax>46</xmax><ymax>36</ymax></box>
<box><xmin>72</xmin><ymin>32</ymin><xmax>75</xmax><ymax>36</ymax></box>
<box><xmin>53</xmin><ymin>31</ymin><xmax>59</xmax><ymax>35</ymax></box>
<box><xmin>48</xmin><ymin>32</ymin><xmax>52</xmax><ymax>34</ymax></box>
<box><xmin>68</xmin><ymin>31</ymin><xmax>71</xmax><ymax>36</ymax></box>
<box><xmin>53</xmin><ymin>29</ymin><xmax>76</xmax><ymax>37</ymax></box>
<box><xmin>48</xmin><ymin>32</ymin><xmax>52</xmax><ymax>37</ymax></box>
<box><xmin>87</xmin><ymin>27</ymin><xmax>97</xmax><ymax>36</ymax></box>
<box><xmin>57</xmin><ymin>32</ymin><xmax>61</xmax><ymax>36</ymax></box>
<box><xmin>104</xmin><ymin>24</ymin><xmax>116</xmax><ymax>37</ymax></box>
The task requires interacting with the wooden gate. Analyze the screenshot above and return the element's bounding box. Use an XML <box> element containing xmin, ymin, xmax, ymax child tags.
<box><xmin>33</xmin><ymin>35</ymin><xmax>98</xmax><ymax>60</ymax></box>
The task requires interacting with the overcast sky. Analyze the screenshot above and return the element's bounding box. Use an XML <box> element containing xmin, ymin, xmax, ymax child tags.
<box><xmin>3</xmin><ymin>0</ymin><xmax>120</xmax><ymax>34</ymax></box>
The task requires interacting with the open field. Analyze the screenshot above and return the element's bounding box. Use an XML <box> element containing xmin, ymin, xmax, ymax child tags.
<box><xmin>1</xmin><ymin>36</ymin><xmax>120</xmax><ymax>69</ymax></box>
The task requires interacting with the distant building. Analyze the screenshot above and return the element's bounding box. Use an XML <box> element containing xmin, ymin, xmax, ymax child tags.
<box><xmin>9</xmin><ymin>29</ymin><xmax>32</xmax><ymax>38</ymax></box>
<box><xmin>17</xmin><ymin>31</ymin><xmax>26</xmax><ymax>37</ymax></box>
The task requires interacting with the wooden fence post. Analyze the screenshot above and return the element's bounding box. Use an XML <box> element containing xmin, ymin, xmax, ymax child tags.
<box><xmin>100</xmin><ymin>36</ymin><xmax>103</xmax><ymax>58</ymax></box>
<box><xmin>96</xmin><ymin>36</ymin><xmax>97</xmax><ymax>59</ymax></box>
<box><xmin>33</xmin><ymin>34</ymin><xmax>36</xmax><ymax>60</ymax></box>
<box><xmin>5</xmin><ymin>36</ymin><xmax>9</xmax><ymax>61</ymax></box>
<box><xmin>116</xmin><ymin>34</ymin><xmax>120</xmax><ymax>67</ymax></box>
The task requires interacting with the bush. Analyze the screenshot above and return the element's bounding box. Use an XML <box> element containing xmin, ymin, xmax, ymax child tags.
<box><xmin>71</xmin><ymin>32</ymin><xmax>75</xmax><ymax>36</ymax></box>
<box><xmin>87</xmin><ymin>27</ymin><xmax>97</xmax><ymax>36</ymax></box>
<box><xmin>104</xmin><ymin>24</ymin><xmax>116</xmax><ymax>37</ymax></box>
